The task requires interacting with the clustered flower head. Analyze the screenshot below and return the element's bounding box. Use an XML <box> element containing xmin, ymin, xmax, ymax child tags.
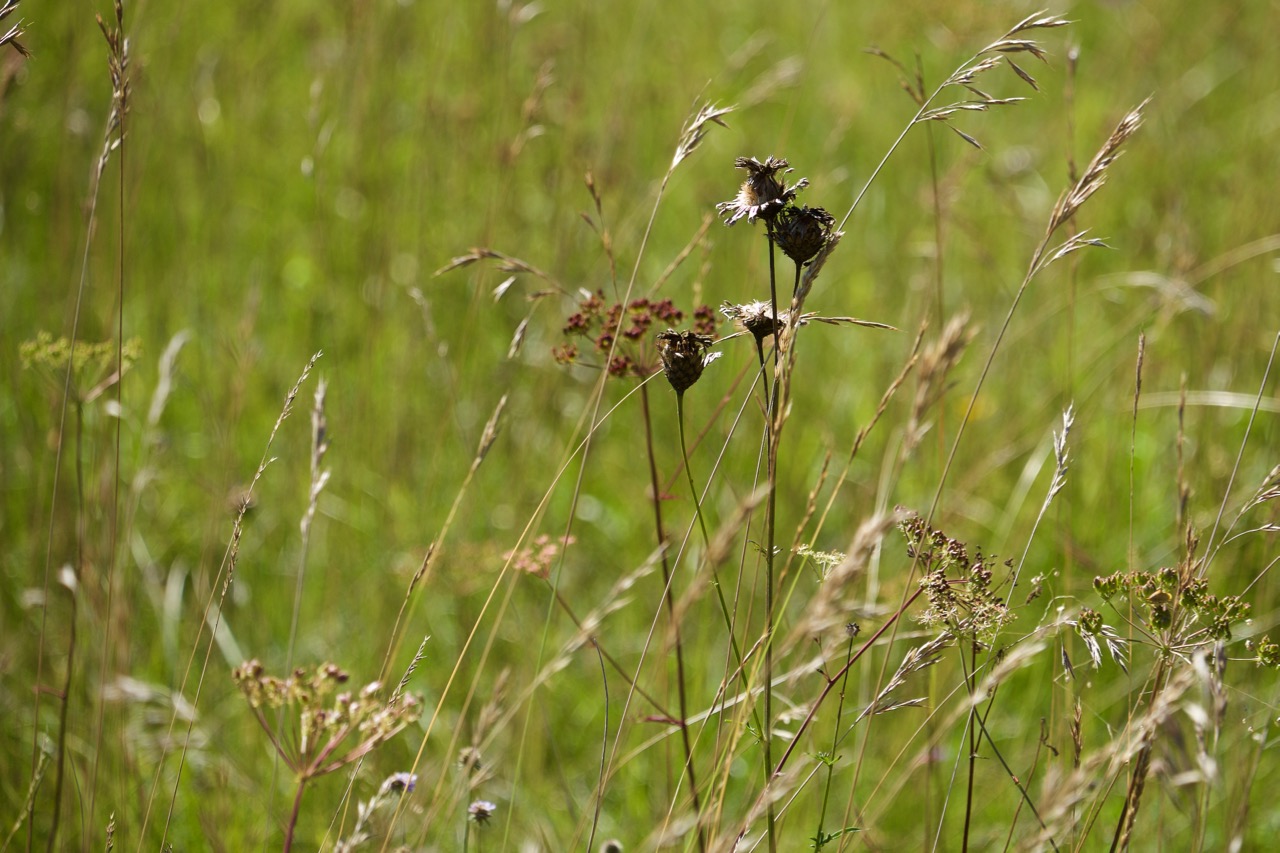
<box><xmin>656</xmin><ymin>330</ymin><xmax>717</xmax><ymax>394</ymax></box>
<box><xmin>716</xmin><ymin>156</ymin><xmax>809</xmax><ymax>226</ymax></box>
<box><xmin>553</xmin><ymin>291</ymin><xmax>717</xmax><ymax>379</ymax></box>
<box><xmin>1248</xmin><ymin>635</ymin><xmax>1280</xmax><ymax>669</ymax></box>
<box><xmin>232</xmin><ymin>660</ymin><xmax>422</xmax><ymax>776</ymax></box>
<box><xmin>902</xmin><ymin>514</ymin><xmax>1013</xmax><ymax>645</ymax></box>
<box><xmin>232</xmin><ymin>659</ymin><xmax>350</xmax><ymax>709</ymax></box>
<box><xmin>504</xmin><ymin>534</ymin><xmax>575</xmax><ymax>580</ymax></box>
<box><xmin>1093</xmin><ymin>567</ymin><xmax>1250</xmax><ymax>641</ymax></box>
<box><xmin>20</xmin><ymin>330</ymin><xmax>145</xmax><ymax>400</ymax></box>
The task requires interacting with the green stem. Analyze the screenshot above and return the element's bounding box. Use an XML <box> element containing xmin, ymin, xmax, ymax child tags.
<box><xmin>641</xmin><ymin>385</ymin><xmax>705</xmax><ymax>852</ymax></box>
<box><xmin>962</xmin><ymin>639</ymin><xmax>978</xmax><ymax>853</ymax></box>
<box><xmin>764</xmin><ymin>224</ymin><xmax>779</xmax><ymax>853</ymax></box>
<box><xmin>813</xmin><ymin>632</ymin><xmax>857</xmax><ymax>849</ymax></box>
<box><xmin>674</xmin><ymin>388</ymin><xmax>764</xmax><ymax>750</ymax></box>
<box><xmin>676</xmin><ymin>392</ymin><xmax>710</xmax><ymax>547</ymax></box>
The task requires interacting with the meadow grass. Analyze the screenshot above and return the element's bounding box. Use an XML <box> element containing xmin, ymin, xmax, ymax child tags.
<box><xmin>4</xmin><ymin>1</ymin><xmax>1280</xmax><ymax>849</ymax></box>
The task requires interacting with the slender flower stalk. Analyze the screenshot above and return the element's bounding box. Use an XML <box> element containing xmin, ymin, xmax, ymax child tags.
<box><xmin>231</xmin><ymin>661</ymin><xmax>421</xmax><ymax>853</ymax></box>
<box><xmin>717</xmin><ymin>154</ymin><xmax>814</xmax><ymax>853</ymax></box>
<box><xmin>639</xmin><ymin>382</ymin><xmax>703</xmax><ymax>847</ymax></box>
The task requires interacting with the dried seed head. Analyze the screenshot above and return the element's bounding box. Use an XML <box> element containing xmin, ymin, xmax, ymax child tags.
<box><xmin>773</xmin><ymin>204</ymin><xmax>836</xmax><ymax>265</ymax></box>
<box><xmin>720</xmin><ymin>300</ymin><xmax>786</xmax><ymax>343</ymax></box>
<box><xmin>716</xmin><ymin>156</ymin><xmax>809</xmax><ymax>226</ymax></box>
<box><xmin>1049</xmin><ymin>99</ymin><xmax>1148</xmax><ymax>232</ymax></box>
<box><xmin>656</xmin><ymin>330</ymin><xmax>715</xmax><ymax>393</ymax></box>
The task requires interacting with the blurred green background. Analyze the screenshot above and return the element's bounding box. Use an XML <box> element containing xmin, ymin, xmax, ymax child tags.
<box><xmin>3</xmin><ymin>0</ymin><xmax>1278</xmax><ymax>848</ymax></box>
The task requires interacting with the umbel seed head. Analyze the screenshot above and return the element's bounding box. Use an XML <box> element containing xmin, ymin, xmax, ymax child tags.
<box><xmin>656</xmin><ymin>330</ymin><xmax>715</xmax><ymax>393</ymax></box>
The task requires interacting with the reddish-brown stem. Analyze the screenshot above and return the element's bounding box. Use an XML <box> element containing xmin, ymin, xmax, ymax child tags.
<box><xmin>771</xmin><ymin>586</ymin><xmax>926</xmax><ymax>777</ymax></box>
<box><xmin>282</xmin><ymin>776</ymin><xmax>308</xmax><ymax>853</ymax></box>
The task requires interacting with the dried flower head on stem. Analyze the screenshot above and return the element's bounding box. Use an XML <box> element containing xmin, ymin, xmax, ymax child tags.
<box><xmin>772</xmin><ymin>204</ymin><xmax>836</xmax><ymax>267</ymax></box>
<box><xmin>656</xmin><ymin>330</ymin><xmax>717</xmax><ymax>394</ymax></box>
<box><xmin>716</xmin><ymin>156</ymin><xmax>809</xmax><ymax>226</ymax></box>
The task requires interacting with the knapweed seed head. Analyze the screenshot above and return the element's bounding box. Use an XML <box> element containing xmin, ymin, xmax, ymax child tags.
<box><xmin>656</xmin><ymin>330</ymin><xmax>716</xmax><ymax>393</ymax></box>
<box><xmin>773</xmin><ymin>204</ymin><xmax>836</xmax><ymax>266</ymax></box>
<box><xmin>721</xmin><ymin>300</ymin><xmax>785</xmax><ymax>344</ymax></box>
<box><xmin>717</xmin><ymin>155</ymin><xmax>808</xmax><ymax>226</ymax></box>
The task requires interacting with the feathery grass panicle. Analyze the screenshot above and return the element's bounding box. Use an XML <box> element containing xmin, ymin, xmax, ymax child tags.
<box><xmin>0</xmin><ymin>0</ymin><xmax>31</xmax><ymax>57</ymax></box>
<box><xmin>857</xmin><ymin>633</ymin><xmax>952</xmax><ymax>723</ymax></box>
<box><xmin>673</xmin><ymin>101</ymin><xmax>734</xmax><ymax>168</ymax></box>
<box><xmin>903</xmin><ymin>313</ymin><xmax>976</xmax><ymax>454</ymax></box>
<box><xmin>1049</xmin><ymin>99</ymin><xmax>1149</xmax><ymax>233</ymax></box>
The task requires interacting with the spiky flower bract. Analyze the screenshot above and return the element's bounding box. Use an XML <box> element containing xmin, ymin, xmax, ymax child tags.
<box><xmin>656</xmin><ymin>330</ymin><xmax>716</xmax><ymax>393</ymax></box>
<box><xmin>773</xmin><ymin>204</ymin><xmax>836</xmax><ymax>265</ymax></box>
<box><xmin>716</xmin><ymin>156</ymin><xmax>809</xmax><ymax>226</ymax></box>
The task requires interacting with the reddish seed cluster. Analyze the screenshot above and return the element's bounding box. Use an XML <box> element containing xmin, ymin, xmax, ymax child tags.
<box><xmin>555</xmin><ymin>291</ymin><xmax>716</xmax><ymax>379</ymax></box>
<box><xmin>505</xmin><ymin>534</ymin><xmax>576</xmax><ymax>580</ymax></box>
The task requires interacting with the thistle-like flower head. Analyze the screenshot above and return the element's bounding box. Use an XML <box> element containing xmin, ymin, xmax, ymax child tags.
<box><xmin>656</xmin><ymin>330</ymin><xmax>716</xmax><ymax>393</ymax></box>
<box><xmin>716</xmin><ymin>156</ymin><xmax>808</xmax><ymax>226</ymax></box>
<box><xmin>720</xmin><ymin>300</ymin><xmax>786</xmax><ymax>344</ymax></box>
